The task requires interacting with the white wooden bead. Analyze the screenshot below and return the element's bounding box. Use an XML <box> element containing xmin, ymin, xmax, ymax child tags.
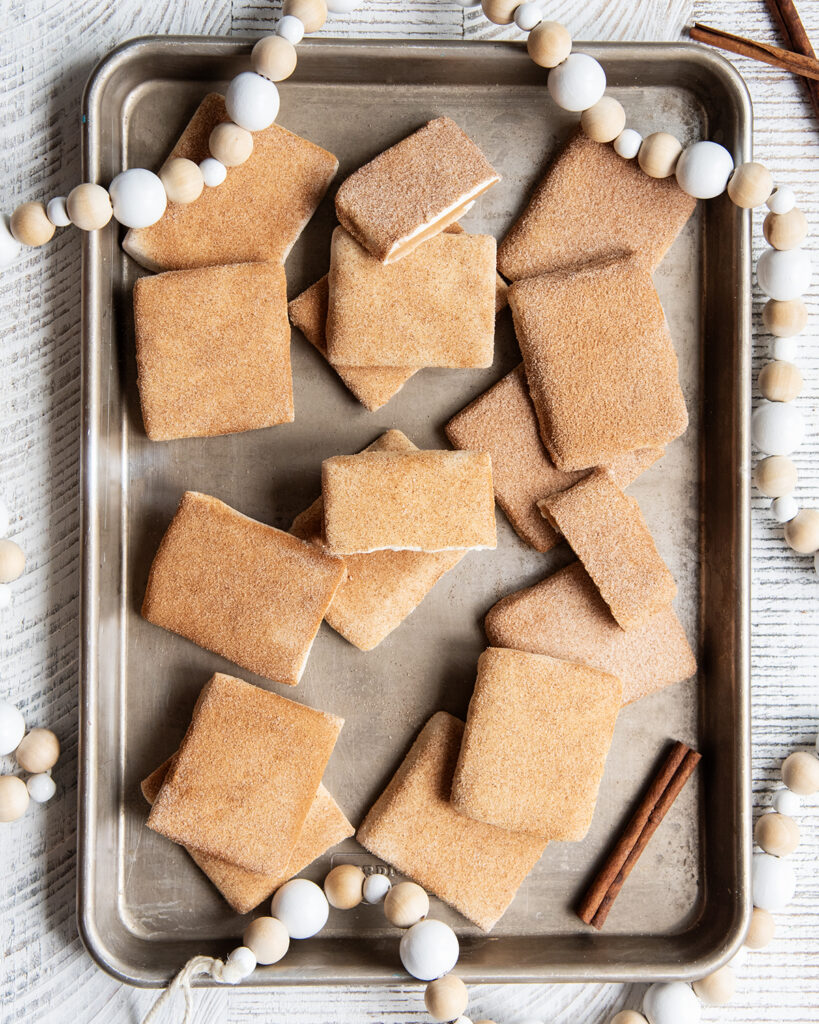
<box><xmin>399</xmin><ymin>919</ymin><xmax>459</xmax><ymax>980</ymax></box>
<box><xmin>227</xmin><ymin>945</ymin><xmax>258</xmax><ymax>977</ymax></box>
<box><xmin>283</xmin><ymin>0</ymin><xmax>327</xmax><ymax>32</ymax></box>
<box><xmin>0</xmin><ymin>214</ymin><xmax>23</xmax><ymax>269</ymax></box>
<box><xmin>727</xmin><ymin>161</ymin><xmax>773</xmax><ymax>208</ymax></box>
<box><xmin>514</xmin><ymin>2</ymin><xmax>543</xmax><ymax>32</ymax></box>
<box><xmin>480</xmin><ymin>0</ymin><xmax>518</xmax><ymax>25</ymax></box>
<box><xmin>26</xmin><ymin>773</ymin><xmax>56</xmax><ymax>803</ymax></box>
<box><xmin>767</xmin><ymin>185</ymin><xmax>795</xmax><ymax>214</ymax></box>
<box><xmin>252</xmin><ymin>35</ymin><xmax>298</xmax><ymax>82</ymax></box>
<box><xmin>0</xmin><ymin>584</ymin><xmax>11</xmax><ymax>610</ymax></box>
<box><xmin>548</xmin><ymin>53</ymin><xmax>606</xmax><ymax>112</ymax></box>
<box><xmin>324</xmin><ymin>864</ymin><xmax>365</xmax><ymax>909</ymax></box>
<box><xmin>752</xmin><ymin>402</ymin><xmax>803</xmax><ymax>456</ymax></box>
<box><xmin>611</xmin><ymin>1013</ymin><xmax>649</xmax><ymax>1024</ymax></box>
<box><xmin>0</xmin><ymin>776</ymin><xmax>29</xmax><ymax>822</ymax></box>
<box><xmin>772</xmin><ymin>787</ymin><xmax>800</xmax><ymax>815</ymax></box>
<box><xmin>15</xmin><ymin>728</ymin><xmax>60</xmax><ymax>773</ymax></box>
<box><xmin>784</xmin><ymin>509</ymin><xmax>819</xmax><ymax>555</ymax></box>
<box><xmin>692</xmin><ymin>965</ymin><xmax>735</xmax><ymax>1006</ymax></box>
<box><xmin>675</xmin><ymin>141</ymin><xmax>734</xmax><ymax>199</ymax></box>
<box><xmin>277</xmin><ymin>14</ymin><xmax>306</xmax><ymax>45</ymax></box>
<box><xmin>199</xmin><ymin>158</ymin><xmax>227</xmax><ymax>187</ymax></box>
<box><xmin>209</xmin><ymin>122</ymin><xmax>254</xmax><ymax>167</ymax></box>
<box><xmin>67</xmin><ymin>183</ymin><xmax>113</xmax><ymax>231</ymax></box>
<box><xmin>10</xmin><ymin>202</ymin><xmax>56</xmax><ymax>246</ymax></box>
<box><xmin>744</xmin><ymin>905</ymin><xmax>775</xmax><ymax>949</ymax></box>
<box><xmin>226</xmin><ymin>72</ymin><xmax>280</xmax><ymax>132</ymax></box>
<box><xmin>0</xmin><ymin>539</ymin><xmax>25</xmax><ymax>583</ymax></box>
<box><xmin>754</xmin><ymin>455</ymin><xmax>797</xmax><ymax>498</ymax></box>
<box><xmin>770</xmin><ymin>336</ymin><xmax>797</xmax><ymax>361</ymax></box>
<box><xmin>642</xmin><ymin>982</ymin><xmax>701</xmax><ymax>1024</ymax></box>
<box><xmin>384</xmin><ymin>880</ymin><xmax>429</xmax><ymax>927</ymax></box>
<box><xmin>271</xmin><ymin>878</ymin><xmax>329</xmax><ymax>938</ymax></box>
<box><xmin>760</xmin><ymin>253</ymin><xmax>810</xmax><ymax>305</ymax></box>
<box><xmin>758</xmin><ymin>360</ymin><xmax>802</xmax><ymax>403</ymax></box>
<box><xmin>362</xmin><ymin>873</ymin><xmax>391</xmax><ymax>904</ymax></box>
<box><xmin>581</xmin><ymin>96</ymin><xmax>626</xmax><ymax>144</ymax></box>
<box><xmin>46</xmin><ymin>196</ymin><xmax>71</xmax><ymax>227</ymax></box>
<box><xmin>326</xmin><ymin>0</ymin><xmax>365</xmax><ymax>10</ymax></box>
<box><xmin>425</xmin><ymin>974</ymin><xmax>469</xmax><ymax>1022</ymax></box>
<box><xmin>0</xmin><ymin>702</ymin><xmax>26</xmax><ymax>756</ymax></box>
<box><xmin>614</xmin><ymin>128</ymin><xmax>642</xmax><ymax>159</ymax></box>
<box><xmin>752</xmin><ymin>851</ymin><xmax>795</xmax><ymax>911</ymax></box>
<box><xmin>763</xmin><ymin>297</ymin><xmax>808</xmax><ymax>338</ymax></box>
<box><xmin>755</xmin><ymin>811</ymin><xmax>799</xmax><ymax>856</ymax></box>
<box><xmin>109</xmin><ymin>169</ymin><xmax>167</xmax><ymax>228</ymax></box>
<box><xmin>638</xmin><ymin>132</ymin><xmax>682</xmax><ymax>179</ymax></box>
<box><xmin>771</xmin><ymin>495</ymin><xmax>799</xmax><ymax>523</ymax></box>
<box><xmin>242</xmin><ymin>916</ymin><xmax>290</xmax><ymax>964</ymax></box>
<box><xmin>159</xmin><ymin>158</ymin><xmax>204</xmax><ymax>204</ymax></box>
<box><xmin>527</xmin><ymin>21</ymin><xmax>572</xmax><ymax>69</ymax></box>
<box><xmin>763</xmin><ymin>207</ymin><xmax>808</xmax><ymax>250</ymax></box>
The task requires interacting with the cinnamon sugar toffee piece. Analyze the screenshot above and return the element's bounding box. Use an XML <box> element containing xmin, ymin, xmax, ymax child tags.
<box><xmin>485</xmin><ymin>561</ymin><xmax>696</xmax><ymax>705</ymax></box>
<box><xmin>452</xmin><ymin>648</ymin><xmax>622</xmax><ymax>841</ymax></box>
<box><xmin>143</xmin><ymin>759</ymin><xmax>353</xmax><ymax>914</ymax></box>
<box><xmin>123</xmin><ymin>93</ymin><xmax>338</xmax><ymax>271</ymax></box>
<box><xmin>497</xmin><ymin>130</ymin><xmax>696</xmax><ymax>281</ymax></box>
<box><xmin>291</xmin><ymin>431</ymin><xmax>465</xmax><ymax>650</ymax></box>
<box><xmin>321</xmin><ymin>450</ymin><xmax>497</xmax><ymax>554</ymax></box>
<box><xmin>446</xmin><ymin>364</ymin><xmax>663</xmax><ymax>552</ymax></box>
<box><xmin>540</xmin><ymin>469</ymin><xmax>677</xmax><ymax>630</ymax></box>
<box><xmin>147</xmin><ymin>674</ymin><xmax>344</xmax><ymax>875</ymax></box>
<box><xmin>142</xmin><ymin>491</ymin><xmax>346</xmax><ymax>684</ymax></box>
<box><xmin>357</xmin><ymin>712</ymin><xmax>546</xmax><ymax>932</ymax></box>
<box><xmin>508</xmin><ymin>257</ymin><xmax>688</xmax><ymax>471</ymax></box>
<box><xmin>334</xmin><ymin>116</ymin><xmax>500</xmax><ymax>264</ymax></box>
<box><xmin>134</xmin><ymin>262</ymin><xmax>292</xmax><ymax>441</ymax></box>
<box><xmin>325</xmin><ymin>227</ymin><xmax>496</xmax><ymax>368</ymax></box>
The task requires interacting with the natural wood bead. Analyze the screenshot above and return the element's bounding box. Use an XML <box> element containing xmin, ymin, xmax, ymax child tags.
<box><xmin>424</xmin><ymin>974</ymin><xmax>468</xmax><ymax>1023</ymax></box>
<box><xmin>581</xmin><ymin>96</ymin><xmax>626</xmax><ymax>144</ymax></box>
<box><xmin>744</xmin><ymin>906</ymin><xmax>775</xmax><ymax>949</ymax></box>
<box><xmin>611</xmin><ymin>1014</ymin><xmax>648</xmax><ymax>1024</ymax></box>
<box><xmin>763</xmin><ymin>207</ymin><xmax>808</xmax><ymax>251</ymax></box>
<box><xmin>755</xmin><ymin>812</ymin><xmax>800</xmax><ymax>856</ymax></box>
<box><xmin>0</xmin><ymin>539</ymin><xmax>25</xmax><ymax>583</ymax></box>
<box><xmin>10</xmin><ymin>202</ymin><xmax>55</xmax><ymax>246</ymax></box>
<box><xmin>782</xmin><ymin>749</ymin><xmax>819</xmax><ymax>793</ymax></box>
<box><xmin>15</xmin><ymin>728</ymin><xmax>60</xmax><ymax>773</ymax></box>
<box><xmin>638</xmin><ymin>132</ymin><xmax>682</xmax><ymax>179</ymax></box>
<box><xmin>208</xmin><ymin>122</ymin><xmax>254</xmax><ymax>167</ymax></box>
<box><xmin>527</xmin><ymin>21</ymin><xmax>572</xmax><ymax>68</ymax></box>
<box><xmin>0</xmin><ymin>775</ymin><xmax>29</xmax><ymax>823</ymax></box>
<box><xmin>159</xmin><ymin>158</ymin><xmax>204</xmax><ymax>204</ymax></box>
<box><xmin>753</xmin><ymin>455</ymin><xmax>797</xmax><ymax>498</ymax></box>
<box><xmin>693</xmin><ymin>965</ymin><xmax>735</xmax><ymax>1006</ymax></box>
<box><xmin>762</xmin><ymin>297</ymin><xmax>808</xmax><ymax>338</ymax></box>
<box><xmin>481</xmin><ymin>0</ymin><xmax>519</xmax><ymax>25</ymax></box>
<box><xmin>66</xmin><ymin>183</ymin><xmax>113</xmax><ymax>231</ymax></box>
<box><xmin>783</xmin><ymin>510</ymin><xmax>819</xmax><ymax>556</ymax></box>
<box><xmin>283</xmin><ymin>0</ymin><xmax>327</xmax><ymax>32</ymax></box>
<box><xmin>758</xmin><ymin>360</ymin><xmax>803</xmax><ymax>403</ymax></box>
<box><xmin>242</xmin><ymin>916</ymin><xmax>289</xmax><ymax>965</ymax></box>
<box><xmin>383</xmin><ymin>880</ymin><xmax>429</xmax><ymax>927</ymax></box>
<box><xmin>323</xmin><ymin>864</ymin><xmax>365</xmax><ymax>909</ymax></box>
<box><xmin>252</xmin><ymin>34</ymin><xmax>298</xmax><ymax>82</ymax></box>
<box><xmin>727</xmin><ymin>161</ymin><xmax>772</xmax><ymax>208</ymax></box>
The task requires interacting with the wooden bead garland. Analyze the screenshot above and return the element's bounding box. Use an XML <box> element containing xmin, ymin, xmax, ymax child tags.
<box><xmin>0</xmin><ymin>698</ymin><xmax>60</xmax><ymax>821</ymax></box>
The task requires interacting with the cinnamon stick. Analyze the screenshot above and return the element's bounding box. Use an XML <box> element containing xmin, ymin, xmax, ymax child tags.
<box><xmin>577</xmin><ymin>740</ymin><xmax>701</xmax><ymax>930</ymax></box>
<box><xmin>766</xmin><ymin>0</ymin><xmax>819</xmax><ymax>123</ymax></box>
<box><xmin>690</xmin><ymin>23</ymin><xmax>819</xmax><ymax>82</ymax></box>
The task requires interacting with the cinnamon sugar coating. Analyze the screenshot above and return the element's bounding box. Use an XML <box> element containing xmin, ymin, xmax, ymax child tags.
<box><xmin>322</xmin><ymin>450</ymin><xmax>497</xmax><ymax>554</ymax></box>
<box><xmin>485</xmin><ymin>561</ymin><xmax>696</xmax><ymax>705</ymax></box>
<box><xmin>357</xmin><ymin>712</ymin><xmax>546</xmax><ymax>932</ymax></box>
<box><xmin>452</xmin><ymin>648</ymin><xmax>622</xmax><ymax>840</ymax></box>
<box><xmin>508</xmin><ymin>257</ymin><xmax>688</xmax><ymax>471</ymax></box>
<box><xmin>134</xmin><ymin>262</ymin><xmax>292</xmax><ymax>441</ymax></box>
<box><xmin>446</xmin><ymin>364</ymin><xmax>663</xmax><ymax>552</ymax></box>
<box><xmin>541</xmin><ymin>469</ymin><xmax>677</xmax><ymax>630</ymax></box>
<box><xmin>142</xmin><ymin>758</ymin><xmax>353</xmax><ymax>915</ymax></box>
<box><xmin>123</xmin><ymin>93</ymin><xmax>338</xmax><ymax>271</ymax></box>
<box><xmin>147</xmin><ymin>674</ymin><xmax>344</xmax><ymax>875</ymax></box>
<box><xmin>335</xmin><ymin>116</ymin><xmax>500</xmax><ymax>263</ymax></box>
<box><xmin>326</xmin><ymin>228</ymin><xmax>496</xmax><ymax>368</ymax></box>
<box><xmin>291</xmin><ymin>430</ymin><xmax>465</xmax><ymax>650</ymax></box>
<box><xmin>497</xmin><ymin>129</ymin><xmax>695</xmax><ymax>281</ymax></box>
<box><xmin>142</xmin><ymin>491</ymin><xmax>346</xmax><ymax>684</ymax></box>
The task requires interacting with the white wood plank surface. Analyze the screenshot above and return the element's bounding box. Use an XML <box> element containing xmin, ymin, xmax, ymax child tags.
<box><xmin>1</xmin><ymin>2</ymin><xmax>817</xmax><ymax>1022</ymax></box>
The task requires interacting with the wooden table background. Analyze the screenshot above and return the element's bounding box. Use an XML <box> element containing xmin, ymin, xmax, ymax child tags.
<box><xmin>1</xmin><ymin>1</ymin><xmax>817</xmax><ymax>1021</ymax></box>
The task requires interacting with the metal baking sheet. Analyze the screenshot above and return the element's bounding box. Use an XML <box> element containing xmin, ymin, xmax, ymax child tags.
<box><xmin>78</xmin><ymin>37</ymin><xmax>752</xmax><ymax>987</ymax></box>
